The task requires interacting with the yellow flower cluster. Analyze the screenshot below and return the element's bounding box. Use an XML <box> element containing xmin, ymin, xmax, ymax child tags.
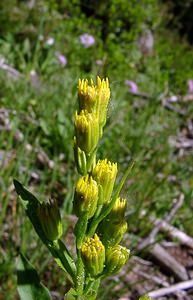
<box><xmin>78</xmin><ymin>77</ymin><xmax>110</xmax><ymax>123</ymax></box>
<box><xmin>74</xmin><ymin>158</ymin><xmax>118</xmax><ymax>218</ymax></box>
<box><xmin>73</xmin><ymin>77</ymin><xmax>130</xmax><ymax>281</ymax></box>
<box><xmin>74</xmin><ymin>77</ymin><xmax>111</xmax><ymax>175</ymax></box>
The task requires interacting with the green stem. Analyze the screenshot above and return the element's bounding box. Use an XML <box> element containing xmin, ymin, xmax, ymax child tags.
<box><xmin>75</xmin><ymin>249</ymin><xmax>85</xmax><ymax>295</ymax></box>
<box><xmin>75</xmin><ymin>215</ymin><xmax>88</xmax><ymax>249</ymax></box>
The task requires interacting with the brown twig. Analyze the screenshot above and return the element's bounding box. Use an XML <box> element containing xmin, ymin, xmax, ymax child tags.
<box><xmin>148</xmin><ymin>243</ymin><xmax>189</xmax><ymax>281</ymax></box>
<box><xmin>148</xmin><ymin>279</ymin><xmax>193</xmax><ymax>298</ymax></box>
<box><xmin>138</xmin><ymin>193</ymin><xmax>184</xmax><ymax>250</ymax></box>
<box><xmin>153</xmin><ymin>219</ymin><xmax>193</xmax><ymax>250</ymax></box>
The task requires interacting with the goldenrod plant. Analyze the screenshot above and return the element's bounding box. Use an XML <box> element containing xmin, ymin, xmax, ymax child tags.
<box><xmin>14</xmin><ymin>77</ymin><xmax>151</xmax><ymax>300</ymax></box>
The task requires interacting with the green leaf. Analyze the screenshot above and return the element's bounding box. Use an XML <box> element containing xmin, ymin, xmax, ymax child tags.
<box><xmin>17</xmin><ymin>253</ymin><xmax>52</xmax><ymax>300</ymax></box>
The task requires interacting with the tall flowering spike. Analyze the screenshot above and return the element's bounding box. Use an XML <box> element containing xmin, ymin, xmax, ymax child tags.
<box><xmin>74</xmin><ymin>110</ymin><xmax>99</xmax><ymax>154</ymax></box>
<box><xmin>78</xmin><ymin>77</ymin><xmax>110</xmax><ymax>131</ymax></box>
<box><xmin>92</xmin><ymin>159</ymin><xmax>117</xmax><ymax>204</ymax></box>
<box><xmin>104</xmin><ymin>245</ymin><xmax>130</xmax><ymax>276</ymax></box>
<box><xmin>98</xmin><ymin>219</ymin><xmax>128</xmax><ymax>248</ymax></box>
<box><xmin>37</xmin><ymin>199</ymin><xmax>63</xmax><ymax>242</ymax></box>
<box><xmin>81</xmin><ymin>234</ymin><xmax>105</xmax><ymax>277</ymax></box>
<box><xmin>74</xmin><ymin>175</ymin><xmax>98</xmax><ymax>219</ymax></box>
<box><xmin>109</xmin><ymin>197</ymin><xmax>127</xmax><ymax>221</ymax></box>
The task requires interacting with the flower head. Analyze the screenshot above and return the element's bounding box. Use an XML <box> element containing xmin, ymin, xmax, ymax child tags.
<box><xmin>125</xmin><ymin>80</ymin><xmax>138</xmax><ymax>93</ymax></box>
<box><xmin>92</xmin><ymin>159</ymin><xmax>117</xmax><ymax>204</ymax></box>
<box><xmin>79</xmin><ymin>33</ymin><xmax>95</xmax><ymax>47</ymax></box>
<box><xmin>74</xmin><ymin>175</ymin><xmax>98</xmax><ymax>218</ymax></box>
<box><xmin>74</xmin><ymin>110</ymin><xmax>99</xmax><ymax>154</ymax></box>
<box><xmin>78</xmin><ymin>79</ymin><xmax>97</xmax><ymax>113</ymax></box>
<box><xmin>81</xmin><ymin>234</ymin><xmax>105</xmax><ymax>277</ymax></box>
<box><xmin>78</xmin><ymin>77</ymin><xmax>110</xmax><ymax>130</ymax></box>
<box><xmin>37</xmin><ymin>199</ymin><xmax>63</xmax><ymax>242</ymax></box>
<box><xmin>45</xmin><ymin>36</ymin><xmax>55</xmax><ymax>46</ymax></box>
<box><xmin>96</xmin><ymin>59</ymin><xmax>103</xmax><ymax>65</ymax></box>
<box><xmin>55</xmin><ymin>52</ymin><xmax>67</xmax><ymax>66</ymax></box>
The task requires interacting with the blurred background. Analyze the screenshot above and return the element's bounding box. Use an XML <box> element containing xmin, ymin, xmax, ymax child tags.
<box><xmin>1</xmin><ymin>1</ymin><xmax>193</xmax><ymax>299</ymax></box>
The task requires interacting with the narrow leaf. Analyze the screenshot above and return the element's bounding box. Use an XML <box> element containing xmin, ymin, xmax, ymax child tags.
<box><xmin>14</xmin><ymin>180</ymin><xmax>38</xmax><ymax>203</ymax></box>
<box><xmin>14</xmin><ymin>179</ymin><xmax>48</xmax><ymax>244</ymax></box>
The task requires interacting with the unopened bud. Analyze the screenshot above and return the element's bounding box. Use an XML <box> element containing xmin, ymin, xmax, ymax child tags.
<box><xmin>98</xmin><ymin>219</ymin><xmax>128</xmax><ymax>248</ymax></box>
<box><xmin>37</xmin><ymin>199</ymin><xmax>63</xmax><ymax>242</ymax></box>
<box><xmin>104</xmin><ymin>245</ymin><xmax>130</xmax><ymax>275</ymax></box>
<box><xmin>74</xmin><ymin>175</ymin><xmax>98</xmax><ymax>218</ymax></box>
<box><xmin>81</xmin><ymin>234</ymin><xmax>105</xmax><ymax>277</ymax></box>
<box><xmin>109</xmin><ymin>197</ymin><xmax>127</xmax><ymax>221</ymax></box>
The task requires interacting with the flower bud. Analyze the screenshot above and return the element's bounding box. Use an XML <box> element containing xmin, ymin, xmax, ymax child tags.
<box><xmin>92</xmin><ymin>159</ymin><xmax>117</xmax><ymax>204</ymax></box>
<box><xmin>98</xmin><ymin>219</ymin><xmax>128</xmax><ymax>248</ymax></box>
<box><xmin>104</xmin><ymin>245</ymin><xmax>130</xmax><ymax>276</ymax></box>
<box><xmin>81</xmin><ymin>234</ymin><xmax>105</xmax><ymax>277</ymax></box>
<box><xmin>74</xmin><ymin>175</ymin><xmax>98</xmax><ymax>219</ymax></box>
<box><xmin>74</xmin><ymin>110</ymin><xmax>99</xmax><ymax>154</ymax></box>
<box><xmin>37</xmin><ymin>199</ymin><xmax>63</xmax><ymax>242</ymax></box>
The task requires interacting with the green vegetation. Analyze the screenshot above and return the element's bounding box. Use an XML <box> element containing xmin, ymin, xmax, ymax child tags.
<box><xmin>1</xmin><ymin>1</ymin><xmax>193</xmax><ymax>299</ymax></box>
